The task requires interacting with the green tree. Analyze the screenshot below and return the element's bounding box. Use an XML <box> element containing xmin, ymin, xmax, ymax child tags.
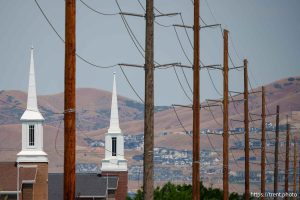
<box><xmin>127</xmin><ymin>182</ymin><xmax>245</xmax><ymax>200</ymax></box>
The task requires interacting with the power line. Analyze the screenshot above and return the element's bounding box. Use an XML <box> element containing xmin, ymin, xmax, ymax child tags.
<box><xmin>203</xmin><ymin>0</ymin><xmax>218</xmax><ymax>24</ymax></box>
<box><xmin>202</xmin><ymin>61</ymin><xmax>223</xmax><ymax>96</ymax></box>
<box><xmin>172</xmin><ymin>106</ymin><xmax>190</xmax><ymax>136</ymax></box>
<box><xmin>173</xmin><ymin>66</ymin><xmax>193</xmax><ymax>102</ymax></box>
<box><xmin>115</xmin><ymin>0</ymin><xmax>145</xmax><ymax>57</ymax></box>
<box><xmin>173</xmin><ymin>26</ymin><xmax>193</xmax><ymax>65</ymax></box>
<box><xmin>34</xmin><ymin>0</ymin><xmax>119</xmax><ymax>69</ymax></box>
<box><xmin>228</xmin><ymin>33</ymin><xmax>242</xmax><ymax>61</ymax></box>
<box><xmin>119</xmin><ymin>65</ymin><xmax>144</xmax><ymax>103</ymax></box>
<box><xmin>179</xmin><ymin>13</ymin><xmax>193</xmax><ymax>49</ymax></box>
<box><xmin>180</xmin><ymin>67</ymin><xmax>193</xmax><ymax>94</ymax></box>
<box><xmin>79</xmin><ymin>0</ymin><xmax>119</xmax><ymax>16</ymax></box>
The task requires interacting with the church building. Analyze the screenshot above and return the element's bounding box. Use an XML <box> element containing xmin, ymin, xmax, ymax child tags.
<box><xmin>100</xmin><ymin>72</ymin><xmax>128</xmax><ymax>200</ymax></box>
<box><xmin>0</xmin><ymin>47</ymin><xmax>48</xmax><ymax>200</ymax></box>
<box><xmin>48</xmin><ymin>72</ymin><xmax>128</xmax><ymax>200</ymax></box>
<box><xmin>0</xmin><ymin>48</ymin><xmax>128</xmax><ymax>200</ymax></box>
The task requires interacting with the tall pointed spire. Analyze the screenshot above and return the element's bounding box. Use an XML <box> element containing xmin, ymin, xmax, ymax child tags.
<box><xmin>101</xmin><ymin>73</ymin><xmax>127</xmax><ymax>172</ymax></box>
<box><xmin>27</xmin><ymin>46</ymin><xmax>38</xmax><ymax>111</ymax></box>
<box><xmin>18</xmin><ymin>46</ymin><xmax>47</xmax><ymax>163</ymax></box>
<box><xmin>108</xmin><ymin>72</ymin><xmax>121</xmax><ymax>133</ymax></box>
<box><xmin>21</xmin><ymin>47</ymin><xmax>44</xmax><ymax>121</ymax></box>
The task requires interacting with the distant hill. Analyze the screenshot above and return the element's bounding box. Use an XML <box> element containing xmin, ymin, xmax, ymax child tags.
<box><xmin>87</xmin><ymin>76</ymin><xmax>300</xmax><ymax>150</ymax></box>
<box><xmin>0</xmin><ymin>76</ymin><xmax>300</xmax><ymax>191</ymax></box>
<box><xmin>0</xmin><ymin>88</ymin><xmax>169</xmax><ymax>131</ymax></box>
<box><xmin>1</xmin><ymin>76</ymin><xmax>300</xmax><ymax>153</ymax></box>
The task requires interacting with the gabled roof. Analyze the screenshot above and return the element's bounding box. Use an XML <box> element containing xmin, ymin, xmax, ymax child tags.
<box><xmin>48</xmin><ymin>173</ymin><xmax>118</xmax><ymax>199</ymax></box>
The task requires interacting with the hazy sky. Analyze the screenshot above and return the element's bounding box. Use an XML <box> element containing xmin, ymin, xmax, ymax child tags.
<box><xmin>0</xmin><ymin>0</ymin><xmax>299</xmax><ymax>106</ymax></box>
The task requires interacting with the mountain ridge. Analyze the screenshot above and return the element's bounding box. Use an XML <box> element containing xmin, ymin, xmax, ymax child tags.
<box><xmin>0</xmin><ymin>76</ymin><xmax>300</xmax><ymax>190</ymax></box>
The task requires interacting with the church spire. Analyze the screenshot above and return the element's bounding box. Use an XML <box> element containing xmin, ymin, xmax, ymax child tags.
<box><xmin>108</xmin><ymin>72</ymin><xmax>121</xmax><ymax>133</ymax></box>
<box><xmin>27</xmin><ymin>46</ymin><xmax>38</xmax><ymax>111</ymax></box>
<box><xmin>21</xmin><ymin>46</ymin><xmax>44</xmax><ymax>121</ymax></box>
<box><xmin>101</xmin><ymin>73</ymin><xmax>127</xmax><ymax>172</ymax></box>
<box><xmin>17</xmin><ymin>47</ymin><xmax>47</xmax><ymax>163</ymax></box>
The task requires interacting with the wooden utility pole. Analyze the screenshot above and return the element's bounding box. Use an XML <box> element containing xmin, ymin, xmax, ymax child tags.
<box><xmin>244</xmin><ymin>59</ymin><xmax>250</xmax><ymax>200</ymax></box>
<box><xmin>261</xmin><ymin>86</ymin><xmax>266</xmax><ymax>199</ymax></box>
<box><xmin>64</xmin><ymin>0</ymin><xmax>76</xmax><ymax>199</ymax></box>
<box><xmin>144</xmin><ymin>0</ymin><xmax>154</xmax><ymax>199</ymax></box>
<box><xmin>284</xmin><ymin>118</ymin><xmax>290</xmax><ymax>200</ymax></box>
<box><xmin>192</xmin><ymin>0</ymin><xmax>200</xmax><ymax>199</ymax></box>
<box><xmin>274</xmin><ymin>105</ymin><xmax>279</xmax><ymax>199</ymax></box>
<box><xmin>293</xmin><ymin>136</ymin><xmax>297</xmax><ymax>200</ymax></box>
<box><xmin>223</xmin><ymin>29</ymin><xmax>229</xmax><ymax>200</ymax></box>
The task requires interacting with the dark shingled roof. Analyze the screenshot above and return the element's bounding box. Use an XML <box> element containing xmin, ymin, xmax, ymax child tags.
<box><xmin>48</xmin><ymin>173</ymin><xmax>118</xmax><ymax>200</ymax></box>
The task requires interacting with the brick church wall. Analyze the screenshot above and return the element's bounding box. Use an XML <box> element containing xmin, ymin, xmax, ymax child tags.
<box><xmin>22</xmin><ymin>184</ymin><xmax>33</xmax><ymax>200</ymax></box>
<box><xmin>102</xmin><ymin>171</ymin><xmax>128</xmax><ymax>200</ymax></box>
<box><xmin>19</xmin><ymin>162</ymin><xmax>48</xmax><ymax>200</ymax></box>
<box><xmin>33</xmin><ymin>163</ymin><xmax>48</xmax><ymax>200</ymax></box>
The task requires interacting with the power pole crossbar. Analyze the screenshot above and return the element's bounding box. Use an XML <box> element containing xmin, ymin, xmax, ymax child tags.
<box><xmin>155</xmin><ymin>13</ymin><xmax>180</xmax><ymax>17</ymax></box>
<box><xmin>119</xmin><ymin>12</ymin><xmax>144</xmax><ymax>17</ymax></box>
<box><xmin>119</xmin><ymin>63</ymin><xmax>144</xmax><ymax>68</ymax></box>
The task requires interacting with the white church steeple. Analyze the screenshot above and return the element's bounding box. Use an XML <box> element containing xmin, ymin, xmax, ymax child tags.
<box><xmin>101</xmin><ymin>73</ymin><xmax>127</xmax><ymax>172</ymax></box>
<box><xmin>17</xmin><ymin>47</ymin><xmax>48</xmax><ymax>163</ymax></box>
<box><xmin>108</xmin><ymin>72</ymin><xmax>121</xmax><ymax>134</ymax></box>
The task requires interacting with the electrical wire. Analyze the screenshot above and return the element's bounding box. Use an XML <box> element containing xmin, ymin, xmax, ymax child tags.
<box><xmin>180</xmin><ymin>67</ymin><xmax>193</xmax><ymax>94</ymax></box>
<box><xmin>203</xmin><ymin>0</ymin><xmax>218</xmax><ymax>24</ymax></box>
<box><xmin>115</xmin><ymin>0</ymin><xmax>145</xmax><ymax>57</ymax></box>
<box><xmin>54</xmin><ymin>119</ymin><xmax>64</xmax><ymax>157</ymax></box>
<box><xmin>119</xmin><ymin>65</ymin><xmax>144</xmax><ymax>103</ymax></box>
<box><xmin>172</xmin><ymin>106</ymin><xmax>190</xmax><ymax>136</ymax></box>
<box><xmin>173</xmin><ymin>66</ymin><xmax>193</xmax><ymax>102</ymax></box>
<box><xmin>179</xmin><ymin>13</ymin><xmax>193</xmax><ymax>49</ymax></box>
<box><xmin>0</xmin><ymin>99</ymin><xmax>63</xmax><ymax>115</ymax></box>
<box><xmin>173</xmin><ymin>26</ymin><xmax>193</xmax><ymax>65</ymax></box>
<box><xmin>34</xmin><ymin>0</ymin><xmax>119</xmax><ymax>69</ymax></box>
<box><xmin>79</xmin><ymin>0</ymin><xmax>119</xmax><ymax>16</ymax></box>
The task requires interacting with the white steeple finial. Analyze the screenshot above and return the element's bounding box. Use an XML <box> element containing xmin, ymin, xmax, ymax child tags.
<box><xmin>108</xmin><ymin>72</ymin><xmax>121</xmax><ymax>133</ymax></box>
<box><xmin>21</xmin><ymin>47</ymin><xmax>44</xmax><ymax>121</ymax></box>
<box><xmin>27</xmin><ymin>46</ymin><xmax>38</xmax><ymax>111</ymax></box>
